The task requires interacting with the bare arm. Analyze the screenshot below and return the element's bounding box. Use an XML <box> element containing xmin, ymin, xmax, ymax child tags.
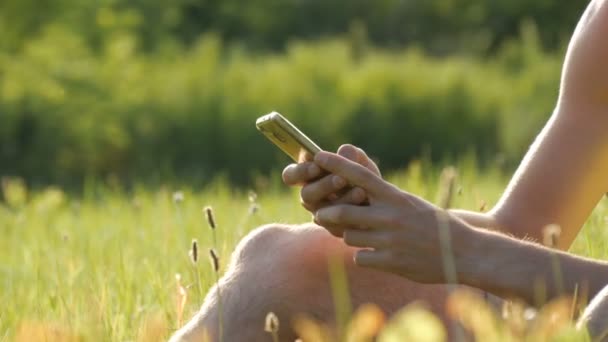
<box><xmin>452</xmin><ymin>0</ymin><xmax>608</xmax><ymax>302</ymax></box>
<box><xmin>451</xmin><ymin>103</ymin><xmax>608</xmax><ymax>250</ymax></box>
<box><xmin>460</xmin><ymin>225</ymin><xmax>608</xmax><ymax>304</ymax></box>
<box><xmin>288</xmin><ymin>0</ymin><xmax>608</xmax><ymax>305</ymax></box>
<box><xmin>452</xmin><ymin>0</ymin><xmax>608</xmax><ymax>251</ymax></box>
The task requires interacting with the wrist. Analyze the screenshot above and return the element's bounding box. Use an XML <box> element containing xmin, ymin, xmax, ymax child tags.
<box><xmin>453</xmin><ymin>227</ymin><xmax>560</xmax><ymax>303</ymax></box>
<box><xmin>452</xmin><ymin>222</ymin><xmax>490</xmax><ymax>288</ymax></box>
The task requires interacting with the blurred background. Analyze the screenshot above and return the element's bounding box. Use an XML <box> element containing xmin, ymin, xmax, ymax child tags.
<box><xmin>0</xmin><ymin>0</ymin><xmax>588</xmax><ymax>189</ymax></box>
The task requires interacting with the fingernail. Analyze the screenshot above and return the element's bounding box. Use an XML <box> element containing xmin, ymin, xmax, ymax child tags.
<box><xmin>308</xmin><ymin>164</ymin><xmax>320</xmax><ymax>177</ymax></box>
<box><xmin>332</xmin><ymin>175</ymin><xmax>346</xmax><ymax>188</ymax></box>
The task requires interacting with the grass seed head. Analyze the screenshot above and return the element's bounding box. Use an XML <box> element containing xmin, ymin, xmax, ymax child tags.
<box><xmin>542</xmin><ymin>224</ymin><xmax>562</xmax><ymax>248</ymax></box>
<box><xmin>190</xmin><ymin>239</ymin><xmax>198</xmax><ymax>264</ymax></box>
<box><xmin>173</xmin><ymin>191</ymin><xmax>184</xmax><ymax>204</ymax></box>
<box><xmin>265</xmin><ymin>312</ymin><xmax>279</xmax><ymax>333</ymax></box>
<box><xmin>248</xmin><ymin>190</ymin><xmax>258</xmax><ymax>203</ymax></box>
<box><xmin>209</xmin><ymin>248</ymin><xmax>220</xmax><ymax>272</ymax></box>
<box><xmin>204</xmin><ymin>206</ymin><xmax>216</xmax><ymax>229</ymax></box>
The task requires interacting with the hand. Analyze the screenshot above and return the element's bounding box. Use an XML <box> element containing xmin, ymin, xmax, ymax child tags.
<box><xmin>282</xmin><ymin>144</ymin><xmax>380</xmax><ymax>213</ymax></box>
<box><xmin>312</xmin><ymin>151</ymin><xmax>476</xmax><ymax>284</ymax></box>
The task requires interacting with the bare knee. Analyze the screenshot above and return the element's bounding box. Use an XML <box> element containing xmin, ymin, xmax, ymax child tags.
<box><xmin>171</xmin><ymin>223</ymin><xmax>338</xmax><ymax>341</ymax></box>
<box><xmin>170</xmin><ymin>223</ymin><xmax>456</xmax><ymax>341</ymax></box>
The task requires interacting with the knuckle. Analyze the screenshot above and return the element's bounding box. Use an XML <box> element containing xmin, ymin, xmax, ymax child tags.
<box><xmin>360</xmin><ymin>168</ymin><xmax>375</xmax><ymax>183</ymax></box>
<box><xmin>350</xmin><ymin>187</ymin><xmax>367</xmax><ymax>204</ymax></box>
<box><xmin>327</xmin><ymin>193</ymin><xmax>339</xmax><ymax>202</ymax></box>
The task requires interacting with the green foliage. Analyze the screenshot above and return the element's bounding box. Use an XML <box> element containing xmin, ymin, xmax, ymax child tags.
<box><xmin>0</xmin><ymin>0</ymin><xmax>586</xmax><ymax>53</ymax></box>
<box><xmin>0</xmin><ymin>24</ymin><xmax>562</xmax><ymax>186</ymax></box>
<box><xmin>1</xmin><ymin>165</ymin><xmax>604</xmax><ymax>340</ymax></box>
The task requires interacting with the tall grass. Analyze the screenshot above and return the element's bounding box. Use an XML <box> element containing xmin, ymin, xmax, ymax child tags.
<box><xmin>1</xmin><ymin>160</ymin><xmax>606</xmax><ymax>340</ymax></box>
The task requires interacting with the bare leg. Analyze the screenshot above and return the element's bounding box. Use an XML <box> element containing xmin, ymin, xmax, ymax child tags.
<box><xmin>170</xmin><ymin>223</ymin><xmax>467</xmax><ymax>341</ymax></box>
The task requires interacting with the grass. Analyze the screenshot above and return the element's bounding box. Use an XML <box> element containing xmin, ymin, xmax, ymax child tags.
<box><xmin>1</xmin><ymin>160</ymin><xmax>606</xmax><ymax>341</ymax></box>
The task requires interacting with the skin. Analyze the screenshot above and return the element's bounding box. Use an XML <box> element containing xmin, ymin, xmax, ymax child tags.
<box><xmin>287</xmin><ymin>0</ymin><xmax>608</xmax><ymax>329</ymax></box>
<box><xmin>169</xmin><ymin>223</ymin><xmax>461</xmax><ymax>342</ymax></box>
<box><xmin>171</xmin><ymin>0</ymin><xmax>608</xmax><ymax>340</ymax></box>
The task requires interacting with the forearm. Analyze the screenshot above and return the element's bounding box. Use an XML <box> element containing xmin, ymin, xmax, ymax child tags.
<box><xmin>458</xmin><ymin>226</ymin><xmax>608</xmax><ymax>306</ymax></box>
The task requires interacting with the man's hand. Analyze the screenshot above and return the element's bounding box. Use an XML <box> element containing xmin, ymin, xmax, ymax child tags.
<box><xmin>282</xmin><ymin>144</ymin><xmax>381</xmax><ymax>236</ymax></box>
<box><xmin>312</xmin><ymin>151</ymin><xmax>476</xmax><ymax>284</ymax></box>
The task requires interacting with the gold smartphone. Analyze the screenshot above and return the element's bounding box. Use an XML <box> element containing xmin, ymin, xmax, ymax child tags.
<box><xmin>256</xmin><ymin>112</ymin><xmax>323</xmax><ymax>162</ymax></box>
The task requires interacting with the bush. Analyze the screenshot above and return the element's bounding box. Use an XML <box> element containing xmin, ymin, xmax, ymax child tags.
<box><xmin>0</xmin><ymin>26</ymin><xmax>562</xmax><ymax>186</ymax></box>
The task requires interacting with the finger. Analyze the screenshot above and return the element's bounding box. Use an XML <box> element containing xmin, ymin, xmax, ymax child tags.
<box><xmin>313</xmin><ymin>215</ymin><xmax>346</xmax><ymax>237</ymax></box>
<box><xmin>338</xmin><ymin>144</ymin><xmax>381</xmax><ymax>176</ymax></box>
<box><xmin>354</xmin><ymin>249</ymin><xmax>392</xmax><ymax>269</ymax></box>
<box><xmin>300</xmin><ymin>151</ymin><xmax>315</xmax><ymax>162</ymax></box>
<box><xmin>337</xmin><ymin>144</ymin><xmax>359</xmax><ymax>161</ymax></box>
<box><xmin>301</xmin><ymin>174</ymin><xmax>348</xmax><ymax>207</ymax></box>
<box><xmin>343</xmin><ymin>229</ymin><xmax>392</xmax><ymax>249</ymax></box>
<box><xmin>324</xmin><ymin>224</ymin><xmax>347</xmax><ymax>238</ymax></box>
<box><xmin>356</xmin><ymin>147</ymin><xmax>381</xmax><ymax>176</ymax></box>
<box><xmin>331</xmin><ymin>186</ymin><xmax>368</xmax><ymax>206</ymax></box>
<box><xmin>283</xmin><ymin>162</ymin><xmax>322</xmax><ymax>185</ymax></box>
<box><xmin>314</xmin><ymin>152</ymin><xmax>391</xmax><ymax>196</ymax></box>
<box><xmin>315</xmin><ymin>204</ymin><xmax>394</xmax><ymax>229</ymax></box>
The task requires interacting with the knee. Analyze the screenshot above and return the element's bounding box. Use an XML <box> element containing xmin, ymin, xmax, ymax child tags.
<box><xmin>171</xmin><ymin>223</ymin><xmax>338</xmax><ymax>341</ymax></box>
<box><xmin>577</xmin><ymin>284</ymin><xmax>608</xmax><ymax>340</ymax></box>
<box><xmin>230</xmin><ymin>223</ymin><xmax>300</xmax><ymax>266</ymax></box>
<box><xmin>229</xmin><ymin>222</ymin><xmax>348</xmax><ymax>274</ymax></box>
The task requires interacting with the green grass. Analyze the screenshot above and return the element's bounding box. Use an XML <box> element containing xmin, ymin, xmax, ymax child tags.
<box><xmin>1</xmin><ymin>161</ymin><xmax>606</xmax><ymax>341</ymax></box>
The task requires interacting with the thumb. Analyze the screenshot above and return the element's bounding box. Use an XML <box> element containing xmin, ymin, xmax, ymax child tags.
<box><xmin>337</xmin><ymin>144</ymin><xmax>359</xmax><ymax>162</ymax></box>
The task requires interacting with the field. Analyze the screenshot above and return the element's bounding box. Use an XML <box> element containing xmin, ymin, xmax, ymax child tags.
<box><xmin>2</xmin><ymin>161</ymin><xmax>606</xmax><ymax>341</ymax></box>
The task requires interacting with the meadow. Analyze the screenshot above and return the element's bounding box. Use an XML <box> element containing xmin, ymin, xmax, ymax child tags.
<box><xmin>0</xmin><ymin>1</ymin><xmax>598</xmax><ymax>340</ymax></box>
<box><xmin>2</xmin><ymin>159</ymin><xmax>606</xmax><ymax>341</ymax></box>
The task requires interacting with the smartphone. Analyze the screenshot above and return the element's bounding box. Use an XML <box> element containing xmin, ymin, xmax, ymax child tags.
<box><xmin>256</xmin><ymin>112</ymin><xmax>323</xmax><ymax>162</ymax></box>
